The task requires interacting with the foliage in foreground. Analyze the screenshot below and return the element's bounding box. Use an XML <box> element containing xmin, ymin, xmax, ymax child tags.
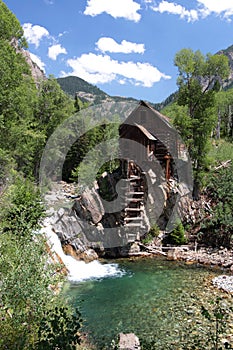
<box><xmin>0</xmin><ymin>176</ymin><xmax>82</xmax><ymax>349</ymax></box>
<box><xmin>36</xmin><ymin>306</ymin><xmax>82</xmax><ymax>349</ymax></box>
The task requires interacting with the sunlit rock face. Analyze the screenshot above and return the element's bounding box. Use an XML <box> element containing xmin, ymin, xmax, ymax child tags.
<box><xmin>42</xmin><ymin>175</ymin><xmax>190</xmax><ymax>259</ymax></box>
<box><xmin>21</xmin><ymin>49</ymin><xmax>46</xmax><ymax>85</ymax></box>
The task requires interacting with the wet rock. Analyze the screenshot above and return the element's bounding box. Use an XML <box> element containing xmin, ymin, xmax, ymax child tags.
<box><xmin>63</xmin><ymin>244</ymin><xmax>81</xmax><ymax>260</ymax></box>
<box><xmin>79</xmin><ymin>249</ymin><xmax>98</xmax><ymax>262</ymax></box>
<box><xmin>119</xmin><ymin>333</ymin><xmax>141</xmax><ymax>350</ymax></box>
<box><xmin>128</xmin><ymin>242</ymin><xmax>141</xmax><ymax>255</ymax></box>
<box><xmin>167</xmin><ymin>247</ymin><xmax>181</xmax><ymax>260</ymax></box>
<box><xmin>212</xmin><ymin>275</ymin><xmax>233</xmax><ymax>293</ymax></box>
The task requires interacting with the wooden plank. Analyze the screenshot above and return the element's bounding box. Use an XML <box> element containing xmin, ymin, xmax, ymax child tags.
<box><xmin>125</xmin><ymin>208</ymin><xmax>142</xmax><ymax>211</ymax></box>
<box><xmin>128</xmin><ymin>192</ymin><xmax>144</xmax><ymax>195</ymax></box>
<box><xmin>125</xmin><ymin>223</ymin><xmax>145</xmax><ymax>227</ymax></box>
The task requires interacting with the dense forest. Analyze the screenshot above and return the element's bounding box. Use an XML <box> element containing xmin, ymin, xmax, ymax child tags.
<box><xmin>0</xmin><ymin>0</ymin><xmax>233</xmax><ymax>349</ymax></box>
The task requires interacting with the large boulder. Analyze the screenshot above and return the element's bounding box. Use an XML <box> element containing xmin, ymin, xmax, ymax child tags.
<box><xmin>73</xmin><ymin>187</ymin><xmax>104</xmax><ymax>224</ymax></box>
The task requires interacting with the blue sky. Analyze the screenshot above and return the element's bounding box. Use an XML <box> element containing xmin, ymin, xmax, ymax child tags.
<box><xmin>4</xmin><ymin>0</ymin><xmax>233</xmax><ymax>103</ymax></box>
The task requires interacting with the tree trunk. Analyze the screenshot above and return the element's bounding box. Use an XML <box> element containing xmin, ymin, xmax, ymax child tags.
<box><xmin>216</xmin><ymin>108</ymin><xmax>221</xmax><ymax>139</ymax></box>
<box><xmin>227</xmin><ymin>104</ymin><xmax>232</xmax><ymax>138</ymax></box>
<box><xmin>192</xmin><ymin>179</ymin><xmax>200</xmax><ymax>201</ymax></box>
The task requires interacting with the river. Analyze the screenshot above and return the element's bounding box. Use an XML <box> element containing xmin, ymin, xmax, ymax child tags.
<box><xmin>66</xmin><ymin>257</ymin><xmax>225</xmax><ymax>349</ymax></box>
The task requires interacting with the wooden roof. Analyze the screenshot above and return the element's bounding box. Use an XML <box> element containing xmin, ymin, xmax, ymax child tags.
<box><xmin>134</xmin><ymin>123</ymin><xmax>157</xmax><ymax>141</ymax></box>
<box><xmin>139</xmin><ymin>100</ymin><xmax>172</xmax><ymax>128</ymax></box>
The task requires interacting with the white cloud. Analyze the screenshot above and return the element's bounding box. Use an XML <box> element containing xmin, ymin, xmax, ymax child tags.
<box><xmin>48</xmin><ymin>44</ymin><xmax>67</xmax><ymax>60</ymax></box>
<box><xmin>29</xmin><ymin>52</ymin><xmax>46</xmax><ymax>72</ymax></box>
<box><xmin>23</xmin><ymin>23</ymin><xmax>49</xmax><ymax>48</ymax></box>
<box><xmin>152</xmin><ymin>0</ymin><xmax>233</xmax><ymax>21</ymax></box>
<box><xmin>197</xmin><ymin>0</ymin><xmax>233</xmax><ymax>19</ymax></box>
<box><xmin>63</xmin><ymin>53</ymin><xmax>171</xmax><ymax>87</ymax></box>
<box><xmin>119</xmin><ymin>79</ymin><xmax>126</xmax><ymax>85</ymax></box>
<box><xmin>96</xmin><ymin>37</ymin><xmax>145</xmax><ymax>54</ymax></box>
<box><xmin>152</xmin><ymin>1</ymin><xmax>198</xmax><ymax>22</ymax></box>
<box><xmin>44</xmin><ymin>0</ymin><xmax>54</xmax><ymax>4</ymax></box>
<box><xmin>84</xmin><ymin>0</ymin><xmax>141</xmax><ymax>22</ymax></box>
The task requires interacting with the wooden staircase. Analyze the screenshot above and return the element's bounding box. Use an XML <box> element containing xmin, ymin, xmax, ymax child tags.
<box><xmin>120</xmin><ymin>161</ymin><xmax>146</xmax><ymax>241</ymax></box>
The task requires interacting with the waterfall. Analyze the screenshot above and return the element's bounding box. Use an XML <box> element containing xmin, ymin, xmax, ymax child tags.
<box><xmin>42</xmin><ymin>224</ymin><xmax>125</xmax><ymax>282</ymax></box>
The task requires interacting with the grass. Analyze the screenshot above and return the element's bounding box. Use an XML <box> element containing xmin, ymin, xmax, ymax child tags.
<box><xmin>208</xmin><ymin>139</ymin><xmax>233</xmax><ymax>165</ymax></box>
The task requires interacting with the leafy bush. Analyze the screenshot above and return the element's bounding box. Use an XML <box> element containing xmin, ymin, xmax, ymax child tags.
<box><xmin>149</xmin><ymin>223</ymin><xmax>160</xmax><ymax>237</ymax></box>
<box><xmin>0</xmin><ymin>174</ymin><xmax>83</xmax><ymax>349</ymax></box>
<box><xmin>0</xmin><ymin>174</ymin><xmax>45</xmax><ymax>237</ymax></box>
<box><xmin>0</xmin><ymin>232</ymin><xmax>61</xmax><ymax>349</ymax></box>
<box><xmin>142</xmin><ymin>224</ymin><xmax>160</xmax><ymax>245</ymax></box>
<box><xmin>36</xmin><ymin>306</ymin><xmax>82</xmax><ymax>350</ymax></box>
<box><xmin>200</xmin><ymin>163</ymin><xmax>233</xmax><ymax>248</ymax></box>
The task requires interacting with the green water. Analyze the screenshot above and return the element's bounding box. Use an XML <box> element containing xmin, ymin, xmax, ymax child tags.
<box><xmin>67</xmin><ymin>257</ymin><xmax>222</xmax><ymax>349</ymax></box>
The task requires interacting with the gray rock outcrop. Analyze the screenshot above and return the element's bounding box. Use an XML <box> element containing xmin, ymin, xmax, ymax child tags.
<box><xmin>21</xmin><ymin>49</ymin><xmax>46</xmax><ymax>85</ymax></box>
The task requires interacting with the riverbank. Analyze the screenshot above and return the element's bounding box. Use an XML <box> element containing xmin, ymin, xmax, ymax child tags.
<box><xmin>165</xmin><ymin>245</ymin><xmax>233</xmax><ymax>269</ymax></box>
<box><xmin>126</xmin><ymin>242</ymin><xmax>233</xmax><ymax>293</ymax></box>
<box><xmin>165</xmin><ymin>245</ymin><xmax>233</xmax><ymax>293</ymax></box>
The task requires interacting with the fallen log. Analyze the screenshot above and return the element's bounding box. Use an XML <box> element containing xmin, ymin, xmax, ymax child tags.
<box><xmin>138</xmin><ymin>242</ymin><xmax>167</xmax><ymax>256</ymax></box>
<box><xmin>214</xmin><ymin>159</ymin><xmax>231</xmax><ymax>170</ymax></box>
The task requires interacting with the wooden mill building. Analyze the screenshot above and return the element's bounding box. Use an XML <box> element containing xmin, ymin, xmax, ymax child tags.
<box><xmin>118</xmin><ymin>101</ymin><xmax>189</xmax><ymax>235</ymax></box>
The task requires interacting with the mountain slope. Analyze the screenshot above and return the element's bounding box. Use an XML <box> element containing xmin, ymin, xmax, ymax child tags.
<box><xmin>57</xmin><ymin>76</ymin><xmax>166</xmax><ymax>110</ymax></box>
<box><xmin>217</xmin><ymin>45</ymin><xmax>233</xmax><ymax>90</ymax></box>
<box><xmin>57</xmin><ymin>76</ymin><xmax>109</xmax><ymax>103</ymax></box>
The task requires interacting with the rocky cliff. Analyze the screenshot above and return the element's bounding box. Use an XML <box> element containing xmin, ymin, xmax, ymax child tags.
<box><xmin>21</xmin><ymin>49</ymin><xmax>46</xmax><ymax>85</ymax></box>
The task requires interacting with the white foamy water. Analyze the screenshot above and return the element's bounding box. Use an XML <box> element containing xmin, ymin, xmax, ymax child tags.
<box><xmin>43</xmin><ymin>224</ymin><xmax>125</xmax><ymax>282</ymax></box>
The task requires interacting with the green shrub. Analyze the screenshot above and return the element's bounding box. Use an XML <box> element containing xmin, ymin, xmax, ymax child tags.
<box><xmin>142</xmin><ymin>224</ymin><xmax>160</xmax><ymax>245</ymax></box>
<box><xmin>200</xmin><ymin>163</ymin><xmax>233</xmax><ymax>248</ymax></box>
<box><xmin>36</xmin><ymin>306</ymin><xmax>82</xmax><ymax>350</ymax></box>
<box><xmin>0</xmin><ymin>232</ymin><xmax>61</xmax><ymax>349</ymax></box>
<box><xmin>169</xmin><ymin>221</ymin><xmax>187</xmax><ymax>245</ymax></box>
<box><xmin>149</xmin><ymin>223</ymin><xmax>160</xmax><ymax>238</ymax></box>
<box><xmin>0</xmin><ymin>174</ymin><xmax>45</xmax><ymax>237</ymax></box>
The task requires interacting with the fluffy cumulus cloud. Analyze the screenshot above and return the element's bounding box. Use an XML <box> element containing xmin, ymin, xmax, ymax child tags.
<box><xmin>48</xmin><ymin>44</ymin><xmax>67</xmax><ymax>60</ymax></box>
<box><xmin>29</xmin><ymin>52</ymin><xmax>46</xmax><ymax>72</ymax></box>
<box><xmin>197</xmin><ymin>0</ymin><xmax>233</xmax><ymax>19</ymax></box>
<box><xmin>63</xmin><ymin>53</ymin><xmax>171</xmax><ymax>87</ymax></box>
<box><xmin>96</xmin><ymin>37</ymin><xmax>145</xmax><ymax>54</ymax></box>
<box><xmin>152</xmin><ymin>1</ymin><xmax>198</xmax><ymax>22</ymax></box>
<box><xmin>84</xmin><ymin>0</ymin><xmax>141</xmax><ymax>22</ymax></box>
<box><xmin>23</xmin><ymin>23</ymin><xmax>49</xmax><ymax>48</ymax></box>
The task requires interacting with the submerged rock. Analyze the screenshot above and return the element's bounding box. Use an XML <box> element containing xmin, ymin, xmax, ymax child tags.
<box><xmin>119</xmin><ymin>333</ymin><xmax>141</xmax><ymax>350</ymax></box>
